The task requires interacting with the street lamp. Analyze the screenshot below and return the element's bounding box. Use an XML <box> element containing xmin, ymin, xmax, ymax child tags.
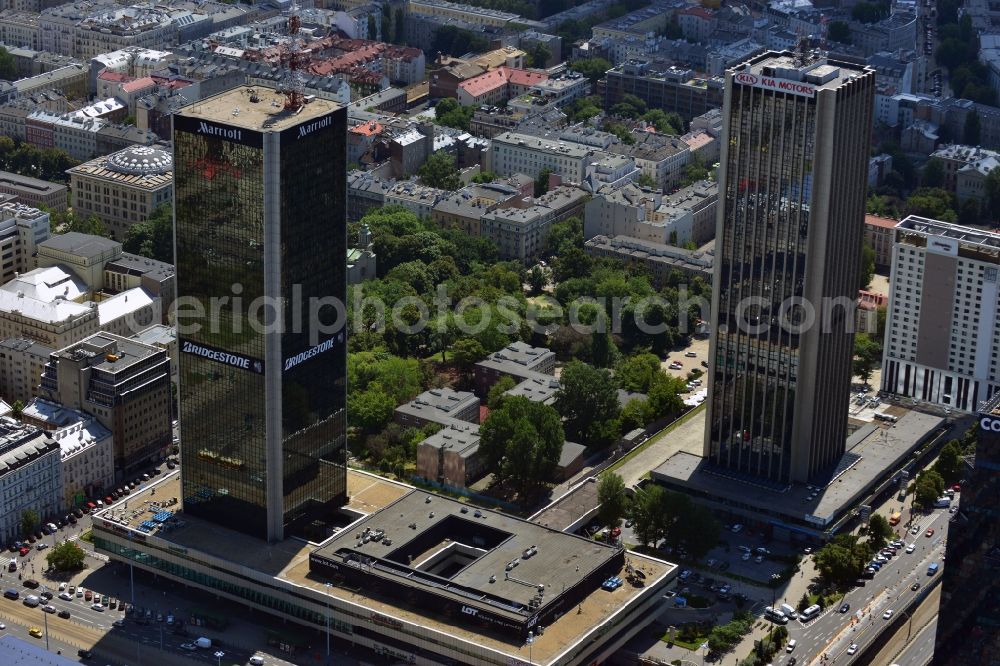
<box><xmin>324</xmin><ymin>582</ymin><xmax>332</xmax><ymax>665</ymax></box>
<box><xmin>526</xmin><ymin>631</ymin><xmax>534</xmax><ymax>665</ymax></box>
<box><xmin>214</xmin><ymin>649</ymin><xmax>225</xmax><ymax>666</ymax></box>
<box><xmin>41</xmin><ymin>591</ymin><xmax>49</xmax><ymax>652</ymax></box>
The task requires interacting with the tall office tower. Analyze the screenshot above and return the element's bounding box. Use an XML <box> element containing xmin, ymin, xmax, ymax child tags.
<box><xmin>934</xmin><ymin>398</ymin><xmax>1000</xmax><ymax>664</ymax></box>
<box><xmin>173</xmin><ymin>86</ymin><xmax>348</xmax><ymax>542</ymax></box>
<box><xmin>881</xmin><ymin>216</ymin><xmax>1000</xmax><ymax>412</ymax></box>
<box><xmin>705</xmin><ymin>51</ymin><xmax>875</xmax><ymax>484</ymax></box>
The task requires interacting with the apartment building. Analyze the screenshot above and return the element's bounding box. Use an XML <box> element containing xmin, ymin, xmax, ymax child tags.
<box><xmin>0</xmin><ymin>337</ymin><xmax>53</xmax><ymax>404</ymax></box>
<box><xmin>864</xmin><ymin>213</ymin><xmax>899</xmax><ymax>269</ymax></box>
<box><xmin>931</xmin><ymin>144</ymin><xmax>1000</xmax><ymax>193</ymax></box>
<box><xmin>0</xmin><ymin>418</ymin><xmax>60</xmax><ymax>543</ymax></box>
<box><xmin>489</xmin><ymin>131</ymin><xmax>601</xmax><ymax>182</ymax></box>
<box><xmin>481</xmin><ymin>186</ymin><xmax>588</xmax><ymax>261</ymax></box>
<box><xmin>602</xmin><ymin>61</ymin><xmax>725</xmax><ymax>122</ymax></box>
<box><xmin>21</xmin><ymin>397</ymin><xmax>113</xmax><ymax>508</ymax></box>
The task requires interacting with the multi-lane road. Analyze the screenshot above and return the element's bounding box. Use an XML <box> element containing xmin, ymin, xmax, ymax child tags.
<box><xmin>776</xmin><ymin>503</ymin><xmax>952</xmax><ymax>665</ymax></box>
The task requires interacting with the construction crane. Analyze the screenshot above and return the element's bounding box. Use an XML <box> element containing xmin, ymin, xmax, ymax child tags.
<box><xmin>280</xmin><ymin>0</ymin><xmax>308</xmax><ymax>112</ymax></box>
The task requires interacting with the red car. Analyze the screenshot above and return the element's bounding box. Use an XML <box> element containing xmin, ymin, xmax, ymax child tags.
<box><xmin>18</xmin><ymin>546</ymin><xmax>29</xmax><ymax>556</ymax></box>
<box><xmin>925</xmin><ymin>528</ymin><xmax>935</xmax><ymax>537</ymax></box>
<box><xmin>952</xmin><ymin>484</ymin><xmax>961</xmax><ymax>492</ymax></box>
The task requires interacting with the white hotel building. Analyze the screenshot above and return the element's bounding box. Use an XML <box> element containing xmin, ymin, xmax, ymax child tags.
<box><xmin>881</xmin><ymin>215</ymin><xmax>1000</xmax><ymax>412</ymax></box>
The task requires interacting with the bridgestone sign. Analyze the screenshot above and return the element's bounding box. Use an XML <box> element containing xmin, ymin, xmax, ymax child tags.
<box><xmin>181</xmin><ymin>340</ymin><xmax>264</xmax><ymax>374</ymax></box>
<box><xmin>733</xmin><ymin>71</ymin><xmax>816</xmax><ymax>98</ymax></box>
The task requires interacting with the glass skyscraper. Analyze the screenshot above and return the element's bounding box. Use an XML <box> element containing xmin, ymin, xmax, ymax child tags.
<box><xmin>705</xmin><ymin>52</ymin><xmax>875</xmax><ymax>485</ymax></box>
<box><xmin>173</xmin><ymin>86</ymin><xmax>347</xmax><ymax>542</ymax></box>
<box><xmin>933</xmin><ymin>397</ymin><xmax>1000</xmax><ymax>664</ymax></box>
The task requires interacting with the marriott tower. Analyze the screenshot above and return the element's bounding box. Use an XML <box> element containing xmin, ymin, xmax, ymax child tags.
<box><xmin>172</xmin><ymin>86</ymin><xmax>348</xmax><ymax>541</ymax></box>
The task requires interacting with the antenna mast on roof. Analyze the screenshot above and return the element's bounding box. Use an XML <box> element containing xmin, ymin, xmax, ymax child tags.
<box><xmin>280</xmin><ymin>0</ymin><xmax>307</xmax><ymax>111</ymax></box>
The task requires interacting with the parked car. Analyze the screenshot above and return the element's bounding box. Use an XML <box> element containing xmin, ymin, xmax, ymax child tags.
<box><xmin>91</xmin><ymin>603</ymin><xmax>104</xmax><ymax>612</ymax></box>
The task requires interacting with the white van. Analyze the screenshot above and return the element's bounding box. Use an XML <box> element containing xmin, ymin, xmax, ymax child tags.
<box><xmin>786</xmin><ymin>639</ymin><xmax>797</xmax><ymax>652</ymax></box>
<box><xmin>23</xmin><ymin>594</ymin><xmax>40</xmax><ymax>608</ymax></box>
<box><xmin>195</xmin><ymin>637</ymin><xmax>212</xmax><ymax>649</ymax></box>
<box><xmin>779</xmin><ymin>603</ymin><xmax>798</xmax><ymax>620</ymax></box>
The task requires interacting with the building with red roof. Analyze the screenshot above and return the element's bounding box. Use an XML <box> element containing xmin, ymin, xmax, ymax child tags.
<box><xmin>456</xmin><ymin>66</ymin><xmax>548</xmax><ymax>107</ymax></box>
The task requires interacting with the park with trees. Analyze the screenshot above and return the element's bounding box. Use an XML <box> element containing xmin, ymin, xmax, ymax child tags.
<box><xmin>343</xmin><ymin>205</ymin><xmax>699</xmax><ymax>508</ymax></box>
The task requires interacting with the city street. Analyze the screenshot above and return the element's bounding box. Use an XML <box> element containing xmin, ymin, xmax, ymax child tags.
<box><xmin>780</xmin><ymin>505</ymin><xmax>952</xmax><ymax>665</ymax></box>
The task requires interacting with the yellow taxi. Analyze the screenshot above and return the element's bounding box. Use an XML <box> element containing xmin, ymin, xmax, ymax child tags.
<box><xmin>28</xmin><ymin>627</ymin><xmax>42</xmax><ymax>638</ymax></box>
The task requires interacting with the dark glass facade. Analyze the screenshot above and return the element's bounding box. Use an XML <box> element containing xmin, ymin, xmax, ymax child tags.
<box><xmin>706</xmin><ymin>53</ymin><xmax>874</xmax><ymax>485</ymax></box>
<box><xmin>173</xmin><ymin>98</ymin><xmax>347</xmax><ymax>541</ymax></box>
<box><xmin>277</xmin><ymin>113</ymin><xmax>348</xmax><ymax>535</ymax></box>
<box><xmin>933</xmin><ymin>411</ymin><xmax>1000</xmax><ymax>665</ymax></box>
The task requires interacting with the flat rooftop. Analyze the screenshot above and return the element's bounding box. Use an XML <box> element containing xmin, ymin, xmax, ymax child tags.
<box><xmin>737</xmin><ymin>51</ymin><xmax>874</xmax><ymax>92</ymax></box>
<box><xmin>896</xmin><ymin>214</ymin><xmax>1000</xmax><ymax>252</ymax></box>
<box><xmin>531</xmin><ymin>476</ymin><xmax>600</xmax><ymax>532</ymax></box>
<box><xmin>176</xmin><ymin>85</ymin><xmax>342</xmax><ymax>132</ymax></box>
<box><xmin>95</xmin><ymin>470</ymin><xmax>673</xmax><ymax>663</ymax></box>
<box><xmin>311</xmin><ymin>490</ymin><xmax>619</xmax><ymax>617</ymax></box>
<box><xmin>652</xmin><ymin>409</ymin><xmax>944</xmax><ymax>529</ymax></box>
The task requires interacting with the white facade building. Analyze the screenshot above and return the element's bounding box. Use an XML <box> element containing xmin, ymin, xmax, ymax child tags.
<box><xmin>881</xmin><ymin>215</ymin><xmax>1000</xmax><ymax>411</ymax></box>
<box><xmin>488</xmin><ymin>131</ymin><xmax>603</xmax><ymax>183</ymax></box>
<box><xmin>22</xmin><ymin>398</ymin><xmax>113</xmax><ymax>508</ymax></box>
<box><xmin>0</xmin><ymin>417</ymin><xmax>60</xmax><ymax>543</ymax></box>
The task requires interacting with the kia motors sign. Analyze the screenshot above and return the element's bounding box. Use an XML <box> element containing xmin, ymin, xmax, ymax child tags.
<box><xmin>733</xmin><ymin>71</ymin><xmax>816</xmax><ymax>98</ymax></box>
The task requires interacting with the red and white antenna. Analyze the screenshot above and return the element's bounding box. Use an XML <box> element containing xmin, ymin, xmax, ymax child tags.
<box><xmin>280</xmin><ymin>0</ymin><xmax>307</xmax><ymax>111</ymax></box>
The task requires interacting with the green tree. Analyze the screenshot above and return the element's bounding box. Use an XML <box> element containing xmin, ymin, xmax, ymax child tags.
<box><xmin>590</xmin><ymin>329</ymin><xmax>618</xmax><ymax>369</ymax></box>
<box><xmin>913</xmin><ymin>476</ymin><xmax>940</xmax><ymax>509</ymax></box>
<box><xmin>535</xmin><ymin>167</ymin><xmax>553</xmax><ymax>197</ymax></box>
<box><xmin>867</xmin><ymin>513</ymin><xmax>894</xmax><ymax>550</ymax></box>
<box><xmin>431</xmin><ymin>25</ymin><xmax>488</xmax><ymax>56</ymax></box>
<box><xmin>636</xmin><ymin>172</ymin><xmax>657</xmax><ymax>188</ymax></box>
<box><xmin>486</xmin><ymin>375</ymin><xmax>517</xmax><ymax>410</ymax></box>
<box><xmin>814</xmin><ymin>534</ymin><xmax>868</xmax><ymax>588</ymax></box>
<box><xmin>853</xmin><ymin>333</ymin><xmax>881</xmax><ymax>386</ymax></box>
<box><xmin>123</xmin><ymin>203</ymin><xmax>174</xmax><ymax>262</ymax></box>
<box><xmin>367</xmin><ymin>14</ymin><xmax>378</xmax><ymax>40</ymax></box>
<box><xmin>851</xmin><ymin>0</ymin><xmax>890</xmax><ymax>22</ymax></box>
<box><xmin>680</xmin><ymin>153</ymin><xmax>710</xmax><ymax>187</ymax></box>
<box><xmin>797</xmin><ymin>593</ymin><xmax>811</xmax><ymax>613</ymax></box>
<box><xmin>564</xmin><ymin>95</ymin><xmax>602</xmax><ymax>123</ymax></box>
<box><xmin>20</xmin><ymin>509</ymin><xmax>39</xmax><ymax>537</ymax></box>
<box><xmin>646</xmin><ymin>374</ymin><xmax>685</xmax><ymax>419</ymax></box>
<box><xmin>451</xmin><ymin>337</ymin><xmax>487</xmax><ymax>370</ymax></box>
<box><xmin>828</xmin><ymin>20</ymin><xmax>851</xmax><ymax>43</ymax></box>
<box><xmin>608</xmin><ymin>123</ymin><xmax>635</xmax><ymax>145</ymax></box>
<box><xmin>418</xmin><ymin>152</ymin><xmax>462</xmax><ymax>190</ymax></box>
<box><xmin>630</xmin><ymin>484</ymin><xmax>666</xmax><ymax>546</ymax></box>
<box><xmin>964</xmin><ymin>109</ymin><xmax>982</xmax><ymax>145</ymax></box>
<box><xmin>526</xmin><ymin>43</ymin><xmax>551</xmax><ymax>68</ymax></box>
<box><xmin>569</xmin><ymin>57</ymin><xmax>613</xmax><ymax>84</ymax></box>
<box><xmin>472</xmin><ymin>171</ymin><xmax>498</xmax><ymax>184</ymax></box>
<box><xmin>479</xmin><ymin>396</ymin><xmax>565</xmax><ymax>502</ymax></box>
<box><xmin>641</xmin><ymin>109</ymin><xmax>684</xmax><ymax>135</ymax></box>
<box><xmin>46</xmin><ymin>541</ymin><xmax>86</xmax><ymax>572</ymax></box>
<box><xmin>347</xmin><ymin>384</ymin><xmax>396</xmax><ymax>433</ymax></box>
<box><xmin>554</xmin><ymin>360</ymin><xmax>621</xmax><ymax>447</ymax></box>
<box><xmin>544</xmin><ymin>216</ymin><xmax>582</xmax><ymax>257</ymax></box>
<box><xmin>597</xmin><ymin>472</ymin><xmax>629</xmax><ymax>527</ymax></box>
<box><xmin>527</xmin><ymin>265</ymin><xmax>547</xmax><ymax>294</ymax></box>
<box><xmin>934</xmin><ymin>439</ymin><xmax>964</xmax><ymax>484</ymax></box>
<box><xmin>610</xmin><ymin>93</ymin><xmax>646</xmax><ymax>119</ymax></box>
<box><xmin>922</xmin><ymin>158</ymin><xmax>946</xmax><ymax>189</ymax></box>
<box><xmin>860</xmin><ymin>239</ymin><xmax>875</xmax><ymax>289</ymax></box>
<box><xmin>435</xmin><ymin>98</ymin><xmax>475</xmax><ymax>131</ymax></box>
<box><xmin>906</xmin><ymin>188</ymin><xmax>958</xmax><ymax>222</ymax></box>
<box><xmin>615</xmin><ymin>353</ymin><xmax>663</xmax><ymax>392</ymax></box>
<box><xmin>11</xmin><ymin>399</ymin><xmax>23</xmax><ymax>418</ymax></box>
<box><xmin>0</xmin><ymin>46</ymin><xmax>16</xmax><ymax>81</ymax></box>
